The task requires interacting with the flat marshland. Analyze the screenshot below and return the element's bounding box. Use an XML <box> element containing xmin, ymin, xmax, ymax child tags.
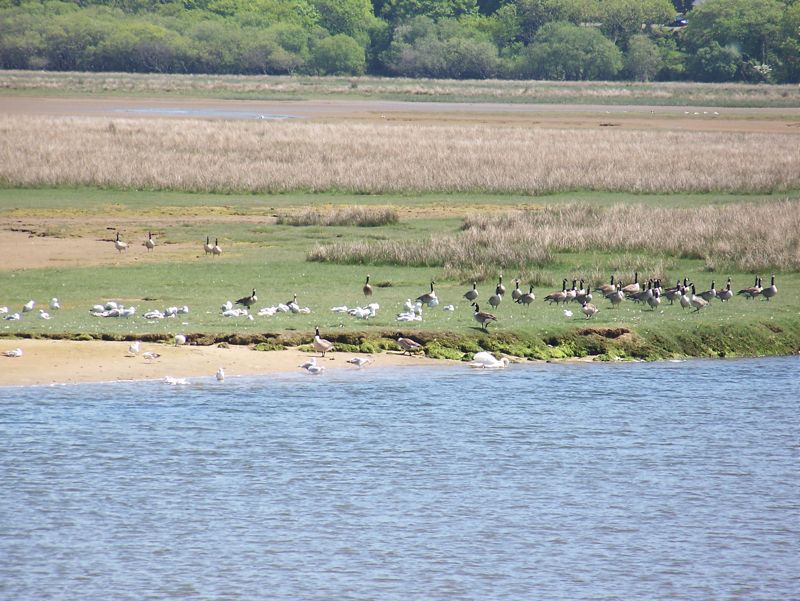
<box><xmin>1</xmin><ymin>73</ymin><xmax>799</xmax><ymax>365</ymax></box>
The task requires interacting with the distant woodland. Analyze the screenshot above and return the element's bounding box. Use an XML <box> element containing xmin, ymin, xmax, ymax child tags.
<box><xmin>1</xmin><ymin>0</ymin><xmax>798</xmax><ymax>82</ymax></box>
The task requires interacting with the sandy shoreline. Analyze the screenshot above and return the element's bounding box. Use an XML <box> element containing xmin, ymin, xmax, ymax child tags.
<box><xmin>0</xmin><ymin>339</ymin><xmax>458</xmax><ymax>386</ymax></box>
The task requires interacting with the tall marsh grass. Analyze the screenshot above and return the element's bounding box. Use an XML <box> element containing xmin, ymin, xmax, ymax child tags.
<box><xmin>276</xmin><ymin>206</ymin><xmax>398</xmax><ymax>226</ymax></box>
<box><xmin>310</xmin><ymin>201</ymin><xmax>800</xmax><ymax>274</ymax></box>
<box><xmin>2</xmin><ymin>116</ymin><xmax>799</xmax><ymax>195</ymax></box>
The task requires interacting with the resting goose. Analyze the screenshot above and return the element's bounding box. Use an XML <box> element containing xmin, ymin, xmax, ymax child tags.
<box><xmin>144</xmin><ymin>231</ymin><xmax>155</xmax><ymax>252</ymax></box>
<box><xmin>463</xmin><ymin>281</ymin><xmax>479</xmax><ymax>302</ymax></box>
<box><xmin>472</xmin><ymin>303</ymin><xmax>498</xmax><ymax>330</ymax></box>
<box><xmin>363</xmin><ymin>275</ymin><xmax>373</xmax><ymax>297</ymax></box>
<box><xmin>313</xmin><ymin>327</ymin><xmax>335</xmax><ymax>357</ymax></box>
<box><xmin>235</xmin><ymin>289</ymin><xmax>257</xmax><ymax>308</ymax></box>
<box><xmin>760</xmin><ymin>274</ymin><xmax>777</xmax><ymax>301</ymax></box>
<box><xmin>114</xmin><ymin>232</ymin><xmax>128</xmax><ymax>253</ymax></box>
<box><xmin>516</xmin><ymin>285</ymin><xmax>535</xmax><ymax>307</ymax></box>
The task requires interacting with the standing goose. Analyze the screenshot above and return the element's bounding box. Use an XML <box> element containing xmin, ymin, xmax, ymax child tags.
<box><xmin>716</xmin><ymin>278</ymin><xmax>733</xmax><ymax>302</ymax></box>
<box><xmin>646</xmin><ymin>288</ymin><xmax>661</xmax><ymax>310</ymax></box>
<box><xmin>698</xmin><ymin>280</ymin><xmax>716</xmax><ymax>302</ymax></box>
<box><xmin>565</xmin><ymin>279</ymin><xmax>578</xmax><ymax>302</ymax></box>
<box><xmin>760</xmin><ymin>274</ymin><xmax>777</xmax><ymax>301</ymax></box>
<box><xmin>313</xmin><ymin>327</ymin><xmax>335</xmax><ymax>357</ymax></box>
<box><xmin>495</xmin><ymin>275</ymin><xmax>506</xmax><ymax>296</ymax></box>
<box><xmin>620</xmin><ymin>271</ymin><xmax>640</xmax><ymax>296</ymax></box>
<box><xmin>575</xmin><ymin>281</ymin><xmax>592</xmax><ymax>305</ymax></box>
<box><xmin>212</xmin><ymin>238</ymin><xmax>222</xmax><ymax>256</ymax></box>
<box><xmin>516</xmin><ymin>285</ymin><xmax>535</xmax><ymax>308</ymax></box>
<box><xmin>114</xmin><ymin>232</ymin><xmax>128</xmax><ymax>253</ymax></box>
<box><xmin>737</xmin><ymin>276</ymin><xmax>762</xmax><ymax>300</ymax></box>
<box><xmin>488</xmin><ymin>289</ymin><xmax>503</xmax><ymax>310</ymax></box>
<box><xmin>203</xmin><ymin>236</ymin><xmax>213</xmax><ymax>255</ymax></box>
<box><xmin>416</xmin><ymin>281</ymin><xmax>437</xmax><ymax>306</ymax></box>
<box><xmin>664</xmin><ymin>279</ymin><xmax>683</xmax><ymax>305</ymax></box>
<box><xmin>397</xmin><ymin>336</ymin><xmax>424</xmax><ymax>355</ymax></box>
<box><xmin>581</xmin><ymin>300</ymin><xmax>599</xmax><ymax>319</ymax></box>
<box><xmin>235</xmin><ymin>289</ymin><xmax>257</xmax><ymax>308</ymax></box>
<box><xmin>595</xmin><ymin>275</ymin><xmax>616</xmax><ymax>296</ymax></box>
<box><xmin>690</xmin><ymin>284</ymin><xmax>708</xmax><ymax>312</ymax></box>
<box><xmin>511</xmin><ymin>279</ymin><xmax>522</xmax><ymax>302</ymax></box>
<box><xmin>472</xmin><ymin>303</ymin><xmax>498</xmax><ymax>331</ymax></box>
<box><xmin>144</xmin><ymin>231</ymin><xmax>155</xmax><ymax>252</ymax></box>
<box><xmin>463</xmin><ymin>281</ymin><xmax>479</xmax><ymax>302</ymax></box>
<box><xmin>362</xmin><ymin>275</ymin><xmax>373</xmax><ymax>298</ymax></box>
<box><xmin>606</xmin><ymin>283</ymin><xmax>624</xmax><ymax>308</ymax></box>
<box><xmin>545</xmin><ymin>279</ymin><xmax>568</xmax><ymax>305</ymax></box>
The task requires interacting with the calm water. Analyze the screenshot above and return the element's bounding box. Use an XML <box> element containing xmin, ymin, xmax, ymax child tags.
<box><xmin>1</xmin><ymin>357</ymin><xmax>798</xmax><ymax>600</ymax></box>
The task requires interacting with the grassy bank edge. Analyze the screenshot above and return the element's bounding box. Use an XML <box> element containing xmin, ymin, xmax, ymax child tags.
<box><xmin>4</xmin><ymin>318</ymin><xmax>799</xmax><ymax>363</ymax></box>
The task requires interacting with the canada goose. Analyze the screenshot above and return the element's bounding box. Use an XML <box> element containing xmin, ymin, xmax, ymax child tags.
<box><xmin>363</xmin><ymin>275</ymin><xmax>373</xmax><ymax>297</ymax></box>
<box><xmin>698</xmin><ymin>280</ymin><xmax>716</xmax><ymax>302</ymax></box>
<box><xmin>463</xmin><ymin>281</ymin><xmax>479</xmax><ymax>302</ymax></box>
<box><xmin>606</xmin><ymin>283</ymin><xmax>624</xmax><ymax>308</ymax></box>
<box><xmin>621</xmin><ymin>271</ymin><xmax>640</xmax><ymax>295</ymax></box>
<box><xmin>397</xmin><ymin>336</ymin><xmax>424</xmax><ymax>355</ymax></box>
<box><xmin>2</xmin><ymin>347</ymin><xmax>23</xmax><ymax>357</ymax></box>
<box><xmin>472</xmin><ymin>303</ymin><xmax>498</xmax><ymax>331</ymax></box>
<box><xmin>737</xmin><ymin>276</ymin><xmax>762</xmax><ymax>300</ymax></box>
<box><xmin>416</xmin><ymin>281</ymin><xmax>437</xmax><ymax>306</ymax></box>
<box><xmin>565</xmin><ymin>279</ymin><xmax>578</xmax><ymax>302</ymax></box>
<box><xmin>313</xmin><ymin>327</ymin><xmax>335</xmax><ymax>357</ymax></box>
<box><xmin>216</xmin><ymin>367</ymin><xmax>225</xmax><ymax>381</ymax></box>
<box><xmin>22</xmin><ymin>300</ymin><xmax>35</xmax><ymax>313</ymax></box>
<box><xmin>717</xmin><ymin>278</ymin><xmax>733</xmax><ymax>302</ymax></box>
<box><xmin>516</xmin><ymin>285</ymin><xmax>535</xmax><ymax>307</ymax></box>
<box><xmin>235</xmin><ymin>289</ymin><xmax>257</xmax><ymax>308</ymax></box>
<box><xmin>545</xmin><ymin>279</ymin><xmax>568</xmax><ymax>305</ymax></box>
<box><xmin>664</xmin><ymin>280</ymin><xmax>683</xmax><ymax>305</ymax></box>
<box><xmin>469</xmin><ymin>351</ymin><xmax>509</xmax><ymax>369</ymax></box>
<box><xmin>629</xmin><ymin>280</ymin><xmax>653</xmax><ymax>303</ymax></box>
<box><xmin>488</xmin><ymin>290</ymin><xmax>502</xmax><ymax>310</ymax></box>
<box><xmin>347</xmin><ymin>357</ymin><xmax>372</xmax><ymax>367</ymax></box>
<box><xmin>575</xmin><ymin>281</ymin><xmax>592</xmax><ymax>305</ymax></box>
<box><xmin>212</xmin><ymin>238</ymin><xmax>222</xmax><ymax>256</ymax></box>
<box><xmin>581</xmin><ymin>301</ymin><xmax>599</xmax><ymax>319</ymax></box>
<box><xmin>495</xmin><ymin>275</ymin><xmax>506</xmax><ymax>296</ymax></box>
<box><xmin>511</xmin><ymin>279</ymin><xmax>522</xmax><ymax>301</ymax></box>
<box><xmin>690</xmin><ymin>284</ymin><xmax>708</xmax><ymax>312</ymax></box>
<box><xmin>646</xmin><ymin>289</ymin><xmax>661</xmax><ymax>310</ymax></box>
<box><xmin>595</xmin><ymin>275</ymin><xmax>616</xmax><ymax>296</ymax></box>
<box><xmin>679</xmin><ymin>286</ymin><xmax>692</xmax><ymax>310</ymax></box>
<box><xmin>203</xmin><ymin>236</ymin><xmax>213</xmax><ymax>255</ymax></box>
<box><xmin>144</xmin><ymin>231</ymin><xmax>155</xmax><ymax>252</ymax></box>
<box><xmin>760</xmin><ymin>274</ymin><xmax>777</xmax><ymax>301</ymax></box>
<box><xmin>114</xmin><ymin>232</ymin><xmax>128</xmax><ymax>253</ymax></box>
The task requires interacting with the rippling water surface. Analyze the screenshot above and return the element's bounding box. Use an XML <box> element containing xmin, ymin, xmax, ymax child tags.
<box><xmin>1</xmin><ymin>357</ymin><xmax>798</xmax><ymax>600</ymax></box>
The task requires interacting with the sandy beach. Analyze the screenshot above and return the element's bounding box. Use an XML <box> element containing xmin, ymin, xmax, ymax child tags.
<box><xmin>0</xmin><ymin>339</ymin><xmax>456</xmax><ymax>386</ymax></box>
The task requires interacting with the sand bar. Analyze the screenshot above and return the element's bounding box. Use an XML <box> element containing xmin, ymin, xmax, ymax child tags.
<box><xmin>0</xmin><ymin>339</ymin><xmax>456</xmax><ymax>387</ymax></box>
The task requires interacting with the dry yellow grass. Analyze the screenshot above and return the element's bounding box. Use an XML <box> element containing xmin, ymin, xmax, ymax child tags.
<box><xmin>276</xmin><ymin>206</ymin><xmax>398</xmax><ymax>226</ymax></box>
<box><xmin>2</xmin><ymin>115</ymin><xmax>799</xmax><ymax>194</ymax></box>
<box><xmin>311</xmin><ymin>201</ymin><xmax>800</xmax><ymax>273</ymax></box>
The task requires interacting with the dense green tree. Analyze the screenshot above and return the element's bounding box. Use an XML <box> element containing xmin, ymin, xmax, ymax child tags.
<box><xmin>310</xmin><ymin>33</ymin><xmax>365</xmax><ymax>73</ymax></box>
<box><xmin>518</xmin><ymin>20</ymin><xmax>622</xmax><ymax>79</ymax></box>
<box><xmin>686</xmin><ymin>40</ymin><xmax>740</xmax><ymax>82</ymax></box>
<box><xmin>311</xmin><ymin>0</ymin><xmax>376</xmax><ymax>41</ymax></box>
<box><xmin>774</xmin><ymin>2</ymin><xmax>800</xmax><ymax>83</ymax></box>
<box><xmin>623</xmin><ymin>33</ymin><xmax>662</xmax><ymax>81</ymax></box>
<box><xmin>598</xmin><ymin>0</ymin><xmax>673</xmax><ymax>47</ymax></box>
<box><xmin>379</xmin><ymin>0</ymin><xmax>478</xmax><ymax>24</ymax></box>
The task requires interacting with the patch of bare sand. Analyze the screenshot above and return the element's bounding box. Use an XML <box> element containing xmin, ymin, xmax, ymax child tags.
<box><xmin>0</xmin><ymin>339</ymin><xmax>457</xmax><ymax>386</ymax></box>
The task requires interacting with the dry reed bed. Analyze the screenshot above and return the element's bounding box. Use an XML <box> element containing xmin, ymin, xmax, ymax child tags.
<box><xmin>3</xmin><ymin>70</ymin><xmax>800</xmax><ymax>105</ymax></box>
<box><xmin>2</xmin><ymin>116</ymin><xmax>799</xmax><ymax>195</ymax></box>
<box><xmin>310</xmin><ymin>201</ymin><xmax>800</xmax><ymax>274</ymax></box>
<box><xmin>276</xmin><ymin>206</ymin><xmax>398</xmax><ymax>226</ymax></box>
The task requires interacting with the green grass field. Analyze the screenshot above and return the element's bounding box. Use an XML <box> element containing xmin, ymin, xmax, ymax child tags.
<box><xmin>2</xmin><ymin>186</ymin><xmax>798</xmax><ymax>361</ymax></box>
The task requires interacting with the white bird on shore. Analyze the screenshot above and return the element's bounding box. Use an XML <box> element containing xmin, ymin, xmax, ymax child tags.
<box><xmin>0</xmin><ymin>306</ymin><xmax>7</xmax><ymax>314</ymax></box>
<box><xmin>443</xmin><ymin>304</ymin><xmax>455</xmax><ymax>311</ymax></box>
<box><xmin>142</xmin><ymin>351</ymin><xmax>161</xmax><ymax>360</ymax></box>
<box><xmin>2</xmin><ymin>347</ymin><xmax>23</xmax><ymax>357</ymax></box>
<box><xmin>38</xmin><ymin>309</ymin><xmax>52</xmax><ymax>320</ymax></box>
<box><xmin>164</xmin><ymin>376</ymin><xmax>188</xmax><ymax>386</ymax></box>
<box><xmin>175</xmin><ymin>334</ymin><xmax>187</xmax><ymax>346</ymax></box>
<box><xmin>299</xmin><ymin>357</ymin><xmax>318</xmax><ymax>369</ymax></box>
<box><xmin>469</xmin><ymin>351</ymin><xmax>509</xmax><ymax>369</ymax></box>
<box><xmin>347</xmin><ymin>357</ymin><xmax>372</xmax><ymax>367</ymax></box>
<box><xmin>4</xmin><ymin>312</ymin><xmax>21</xmax><ymax>321</ymax></box>
<box><xmin>50</xmin><ymin>298</ymin><xmax>60</xmax><ymax>310</ymax></box>
<box><xmin>563</xmin><ymin>309</ymin><xmax>573</xmax><ymax>318</ymax></box>
<box><xmin>127</xmin><ymin>341</ymin><xmax>140</xmax><ymax>356</ymax></box>
<box><xmin>216</xmin><ymin>367</ymin><xmax>225</xmax><ymax>381</ymax></box>
<box><xmin>22</xmin><ymin>300</ymin><xmax>35</xmax><ymax>313</ymax></box>
<box><xmin>120</xmin><ymin>306</ymin><xmax>136</xmax><ymax>317</ymax></box>
<box><xmin>221</xmin><ymin>300</ymin><xmax>233</xmax><ymax>312</ymax></box>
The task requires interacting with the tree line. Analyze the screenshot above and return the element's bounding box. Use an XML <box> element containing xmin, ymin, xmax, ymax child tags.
<box><xmin>1</xmin><ymin>0</ymin><xmax>798</xmax><ymax>83</ymax></box>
